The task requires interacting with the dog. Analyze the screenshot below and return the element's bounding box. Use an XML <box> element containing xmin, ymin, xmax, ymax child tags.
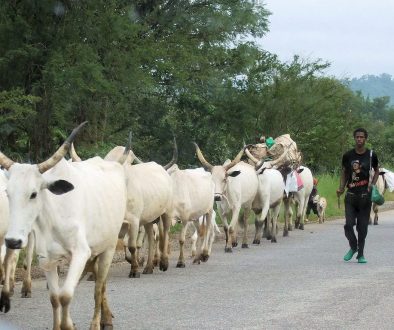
<box><xmin>316</xmin><ymin>196</ymin><xmax>327</xmax><ymax>223</ymax></box>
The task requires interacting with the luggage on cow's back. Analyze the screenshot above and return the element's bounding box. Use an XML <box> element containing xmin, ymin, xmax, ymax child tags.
<box><xmin>247</xmin><ymin>134</ymin><xmax>302</xmax><ymax>171</ymax></box>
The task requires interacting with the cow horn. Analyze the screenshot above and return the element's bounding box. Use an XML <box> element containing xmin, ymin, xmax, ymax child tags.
<box><xmin>118</xmin><ymin>132</ymin><xmax>132</xmax><ymax>165</ymax></box>
<box><xmin>37</xmin><ymin>121</ymin><xmax>88</xmax><ymax>173</ymax></box>
<box><xmin>70</xmin><ymin>143</ymin><xmax>82</xmax><ymax>162</ymax></box>
<box><xmin>130</xmin><ymin>149</ymin><xmax>143</xmax><ymax>164</ymax></box>
<box><xmin>223</xmin><ymin>148</ymin><xmax>244</xmax><ymax>171</ymax></box>
<box><xmin>193</xmin><ymin>142</ymin><xmax>213</xmax><ymax>171</ymax></box>
<box><xmin>0</xmin><ymin>152</ymin><xmax>14</xmax><ymax>170</ymax></box>
<box><xmin>163</xmin><ymin>136</ymin><xmax>178</xmax><ymax>170</ymax></box>
<box><xmin>244</xmin><ymin>147</ymin><xmax>259</xmax><ymax>164</ymax></box>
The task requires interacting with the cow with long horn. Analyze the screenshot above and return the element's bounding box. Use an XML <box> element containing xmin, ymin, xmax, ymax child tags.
<box><xmin>194</xmin><ymin>143</ymin><xmax>258</xmax><ymax>252</ymax></box>
<box><xmin>0</xmin><ymin>122</ymin><xmax>128</xmax><ymax>330</ymax></box>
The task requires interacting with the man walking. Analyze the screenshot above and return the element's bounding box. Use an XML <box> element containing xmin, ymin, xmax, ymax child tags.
<box><xmin>336</xmin><ymin>128</ymin><xmax>379</xmax><ymax>263</ymax></box>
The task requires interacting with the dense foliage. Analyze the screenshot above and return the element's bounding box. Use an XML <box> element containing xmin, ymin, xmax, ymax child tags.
<box><xmin>1</xmin><ymin>1</ymin><xmax>393</xmax><ymax>171</ymax></box>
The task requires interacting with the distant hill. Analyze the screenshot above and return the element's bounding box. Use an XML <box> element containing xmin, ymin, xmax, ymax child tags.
<box><xmin>344</xmin><ymin>73</ymin><xmax>394</xmax><ymax>105</ymax></box>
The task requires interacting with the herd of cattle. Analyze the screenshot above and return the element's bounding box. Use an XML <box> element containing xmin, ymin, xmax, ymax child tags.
<box><xmin>0</xmin><ymin>122</ymin><xmax>384</xmax><ymax>330</ymax></box>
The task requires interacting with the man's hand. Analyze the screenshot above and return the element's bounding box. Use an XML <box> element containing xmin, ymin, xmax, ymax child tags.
<box><xmin>336</xmin><ymin>188</ymin><xmax>344</xmax><ymax>197</ymax></box>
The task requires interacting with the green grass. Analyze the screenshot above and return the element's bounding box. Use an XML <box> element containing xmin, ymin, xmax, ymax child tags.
<box><xmin>306</xmin><ymin>173</ymin><xmax>394</xmax><ymax>222</ymax></box>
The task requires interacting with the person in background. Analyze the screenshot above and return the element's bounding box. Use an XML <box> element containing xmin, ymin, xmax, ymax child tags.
<box><xmin>305</xmin><ymin>178</ymin><xmax>319</xmax><ymax>222</ymax></box>
<box><xmin>336</xmin><ymin>128</ymin><xmax>379</xmax><ymax>264</ymax></box>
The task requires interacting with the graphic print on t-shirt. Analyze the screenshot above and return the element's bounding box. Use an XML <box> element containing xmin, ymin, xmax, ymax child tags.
<box><xmin>349</xmin><ymin>159</ymin><xmax>368</xmax><ymax>188</ymax></box>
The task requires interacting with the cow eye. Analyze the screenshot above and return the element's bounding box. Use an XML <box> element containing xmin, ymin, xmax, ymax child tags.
<box><xmin>30</xmin><ymin>192</ymin><xmax>37</xmax><ymax>199</ymax></box>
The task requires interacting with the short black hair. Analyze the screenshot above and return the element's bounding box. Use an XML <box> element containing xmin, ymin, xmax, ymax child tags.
<box><xmin>353</xmin><ymin>128</ymin><xmax>368</xmax><ymax>139</ymax></box>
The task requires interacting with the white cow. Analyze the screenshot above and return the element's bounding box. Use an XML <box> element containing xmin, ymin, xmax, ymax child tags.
<box><xmin>0</xmin><ymin>123</ymin><xmax>127</xmax><ymax>330</ymax></box>
<box><xmin>283</xmin><ymin>166</ymin><xmax>314</xmax><ymax>231</ymax></box>
<box><xmin>251</xmin><ymin>168</ymin><xmax>285</xmax><ymax>243</ymax></box>
<box><xmin>0</xmin><ymin>170</ymin><xmax>34</xmax><ymax>312</ymax></box>
<box><xmin>121</xmin><ymin>161</ymin><xmax>174</xmax><ymax>277</ymax></box>
<box><xmin>167</xmin><ymin>165</ymin><xmax>215</xmax><ymax>267</ymax></box>
<box><xmin>194</xmin><ymin>144</ymin><xmax>258</xmax><ymax>252</ymax></box>
<box><xmin>71</xmin><ymin>140</ymin><xmax>176</xmax><ymax>277</ymax></box>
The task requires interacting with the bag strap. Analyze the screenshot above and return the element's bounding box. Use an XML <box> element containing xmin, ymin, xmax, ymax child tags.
<box><xmin>370</xmin><ymin>150</ymin><xmax>372</xmax><ymax>171</ymax></box>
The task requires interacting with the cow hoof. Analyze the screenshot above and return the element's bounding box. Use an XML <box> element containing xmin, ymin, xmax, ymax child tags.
<box><xmin>200</xmin><ymin>254</ymin><xmax>209</xmax><ymax>262</ymax></box>
<box><xmin>176</xmin><ymin>261</ymin><xmax>186</xmax><ymax>268</ymax></box>
<box><xmin>288</xmin><ymin>225</ymin><xmax>293</xmax><ymax>231</ymax></box>
<box><xmin>21</xmin><ymin>290</ymin><xmax>31</xmax><ymax>298</ymax></box>
<box><xmin>142</xmin><ymin>267</ymin><xmax>154</xmax><ymax>274</ymax></box>
<box><xmin>160</xmin><ymin>260</ymin><xmax>169</xmax><ymax>272</ymax></box>
<box><xmin>299</xmin><ymin>224</ymin><xmax>304</xmax><ymax>230</ymax></box>
<box><xmin>271</xmin><ymin>238</ymin><xmax>277</xmax><ymax>243</ymax></box>
<box><xmin>224</xmin><ymin>247</ymin><xmax>233</xmax><ymax>253</ymax></box>
<box><xmin>374</xmin><ymin>221</ymin><xmax>378</xmax><ymax>225</ymax></box>
<box><xmin>283</xmin><ymin>230</ymin><xmax>288</xmax><ymax>237</ymax></box>
<box><xmin>0</xmin><ymin>292</ymin><xmax>10</xmax><ymax>313</ymax></box>
<box><xmin>294</xmin><ymin>223</ymin><xmax>299</xmax><ymax>229</ymax></box>
<box><xmin>232</xmin><ymin>242</ymin><xmax>238</xmax><ymax>247</ymax></box>
<box><xmin>102</xmin><ymin>324</ymin><xmax>114</xmax><ymax>330</ymax></box>
<box><xmin>266</xmin><ymin>236</ymin><xmax>272</xmax><ymax>240</ymax></box>
<box><xmin>193</xmin><ymin>259</ymin><xmax>201</xmax><ymax>264</ymax></box>
<box><xmin>252</xmin><ymin>239</ymin><xmax>260</xmax><ymax>245</ymax></box>
<box><xmin>241</xmin><ymin>243</ymin><xmax>249</xmax><ymax>248</ymax></box>
<box><xmin>128</xmin><ymin>271</ymin><xmax>140</xmax><ymax>278</ymax></box>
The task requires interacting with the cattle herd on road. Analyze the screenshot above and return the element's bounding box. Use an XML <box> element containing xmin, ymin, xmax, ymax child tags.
<box><xmin>0</xmin><ymin>123</ymin><xmax>344</xmax><ymax>329</ymax></box>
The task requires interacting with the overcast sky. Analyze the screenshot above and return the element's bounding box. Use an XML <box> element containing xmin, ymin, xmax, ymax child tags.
<box><xmin>259</xmin><ymin>0</ymin><xmax>394</xmax><ymax>79</ymax></box>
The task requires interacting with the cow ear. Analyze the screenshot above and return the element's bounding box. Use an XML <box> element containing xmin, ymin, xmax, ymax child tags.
<box><xmin>228</xmin><ymin>170</ymin><xmax>241</xmax><ymax>177</ymax></box>
<box><xmin>46</xmin><ymin>180</ymin><xmax>74</xmax><ymax>195</ymax></box>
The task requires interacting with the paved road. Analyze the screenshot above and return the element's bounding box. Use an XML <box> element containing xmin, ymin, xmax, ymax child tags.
<box><xmin>2</xmin><ymin>210</ymin><xmax>394</xmax><ymax>330</ymax></box>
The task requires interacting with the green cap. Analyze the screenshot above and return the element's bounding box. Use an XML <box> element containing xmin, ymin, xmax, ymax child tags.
<box><xmin>266</xmin><ymin>137</ymin><xmax>275</xmax><ymax>149</ymax></box>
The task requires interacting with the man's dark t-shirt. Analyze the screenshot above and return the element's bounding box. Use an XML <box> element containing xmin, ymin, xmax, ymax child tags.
<box><xmin>342</xmin><ymin>149</ymin><xmax>378</xmax><ymax>194</ymax></box>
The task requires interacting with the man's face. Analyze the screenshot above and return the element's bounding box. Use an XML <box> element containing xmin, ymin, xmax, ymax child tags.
<box><xmin>354</xmin><ymin>132</ymin><xmax>366</xmax><ymax>147</ymax></box>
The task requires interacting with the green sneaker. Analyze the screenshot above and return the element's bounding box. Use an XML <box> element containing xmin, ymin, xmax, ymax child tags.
<box><xmin>343</xmin><ymin>249</ymin><xmax>356</xmax><ymax>261</ymax></box>
<box><xmin>358</xmin><ymin>256</ymin><xmax>367</xmax><ymax>263</ymax></box>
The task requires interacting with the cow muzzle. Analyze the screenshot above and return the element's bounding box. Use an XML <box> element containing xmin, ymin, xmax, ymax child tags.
<box><xmin>214</xmin><ymin>195</ymin><xmax>222</xmax><ymax>202</ymax></box>
<box><xmin>5</xmin><ymin>238</ymin><xmax>22</xmax><ymax>250</ymax></box>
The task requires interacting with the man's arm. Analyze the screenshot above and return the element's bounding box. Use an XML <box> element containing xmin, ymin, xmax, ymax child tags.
<box><xmin>337</xmin><ymin>166</ymin><xmax>347</xmax><ymax>197</ymax></box>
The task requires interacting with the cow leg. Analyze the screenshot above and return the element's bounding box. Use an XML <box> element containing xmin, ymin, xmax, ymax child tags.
<box><xmin>192</xmin><ymin>220</ymin><xmax>204</xmax><ymax>264</ymax></box>
<box><xmin>373</xmin><ymin>204</ymin><xmax>379</xmax><ymax>225</ymax></box>
<box><xmin>143</xmin><ymin>223</ymin><xmax>155</xmax><ymax>274</ymax></box>
<box><xmin>127</xmin><ymin>221</ymin><xmax>140</xmax><ymax>278</ymax></box>
<box><xmin>201</xmin><ymin>211</ymin><xmax>213</xmax><ymax>260</ymax></box>
<box><xmin>159</xmin><ymin>213</ymin><xmax>171</xmax><ymax>272</ymax></box>
<box><xmin>22</xmin><ymin>232</ymin><xmax>34</xmax><ymax>298</ymax></box>
<box><xmin>136</xmin><ymin>226</ymin><xmax>145</xmax><ymax>267</ymax></box>
<box><xmin>91</xmin><ymin>249</ymin><xmax>115</xmax><ymax>330</ymax></box>
<box><xmin>241</xmin><ymin>208</ymin><xmax>250</xmax><ymax>248</ymax></box>
<box><xmin>253</xmin><ymin>212</ymin><xmax>262</xmax><ymax>244</ymax></box>
<box><xmin>207</xmin><ymin>222</ymin><xmax>216</xmax><ymax>256</ymax></box>
<box><xmin>45</xmin><ymin>263</ymin><xmax>61</xmax><ymax>330</ymax></box>
<box><xmin>59</xmin><ymin>248</ymin><xmax>91</xmax><ymax>330</ymax></box>
<box><xmin>271</xmin><ymin>203</ymin><xmax>281</xmax><ymax>243</ymax></box>
<box><xmin>283</xmin><ymin>197</ymin><xmax>293</xmax><ymax>231</ymax></box>
<box><xmin>176</xmin><ymin>221</ymin><xmax>188</xmax><ymax>268</ymax></box>
<box><xmin>297</xmin><ymin>197</ymin><xmax>307</xmax><ymax>230</ymax></box>
<box><xmin>0</xmin><ymin>248</ymin><xmax>18</xmax><ymax>313</ymax></box>
<box><xmin>217</xmin><ymin>203</ymin><xmax>231</xmax><ymax>252</ymax></box>
<box><xmin>190</xmin><ymin>224</ymin><xmax>198</xmax><ymax>258</ymax></box>
<box><xmin>153</xmin><ymin>225</ymin><xmax>161</xmax><ymax>267</ymax></box>
<box><xmin>227</xmin><ymin>206</ymin><xmax>241</xmax><ymax>251</ymax></box>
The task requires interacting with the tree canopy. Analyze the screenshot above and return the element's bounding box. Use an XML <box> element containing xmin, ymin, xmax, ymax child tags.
<box><xmin>1</xmin><ymin>1</ymin><xmax>393</xmax><ymax>171</ymax></box>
